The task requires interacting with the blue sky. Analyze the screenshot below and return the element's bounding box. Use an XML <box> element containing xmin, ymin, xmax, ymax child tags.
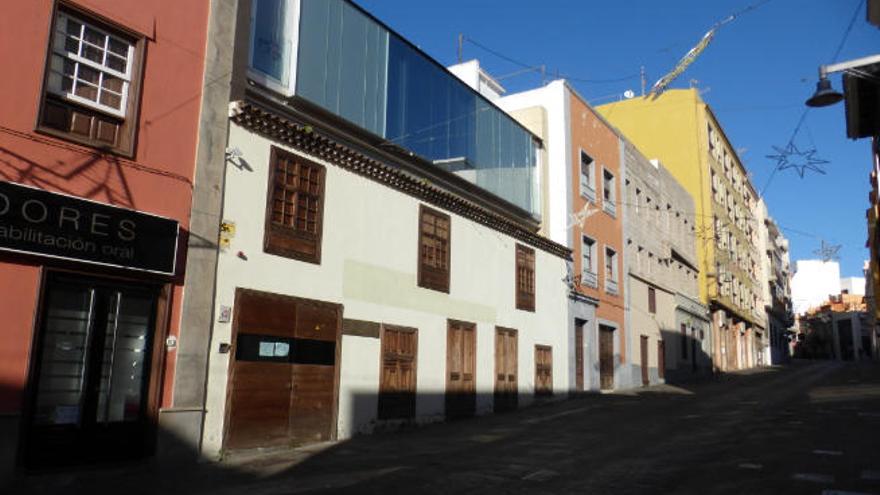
<box><xmin>358</xmin><ymin>0</ymin><xmax>880</xmax><ymax>278</ymax></box>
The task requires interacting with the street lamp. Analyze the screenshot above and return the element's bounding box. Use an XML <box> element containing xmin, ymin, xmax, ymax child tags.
<box><xmin>805</xmin><ymin>53</ymin><xmax>880</xmax><ymax>107</ymax></box>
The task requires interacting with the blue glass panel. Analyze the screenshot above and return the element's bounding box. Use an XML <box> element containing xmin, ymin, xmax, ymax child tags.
<box><xmin>296</xmin><ymin>0</ymin><xmax>387</xmax><ymax>135</ymax></box>
<box><xmin>293</xmin><ymin>0</ymin><xmax>537</xmax><ymax>215</ymax></box>
<box><xmin>251</xmin><ymin>0</ymin><xmax>290</xmax><ymax>85</ymax></box>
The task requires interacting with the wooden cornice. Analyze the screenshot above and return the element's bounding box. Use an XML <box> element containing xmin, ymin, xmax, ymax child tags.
<box><xmin>231</xmin><ymin>100</ymin><xmax>572</xmax><ymax>260</ymax></box>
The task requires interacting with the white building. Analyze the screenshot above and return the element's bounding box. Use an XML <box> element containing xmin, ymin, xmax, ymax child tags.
<box><xmin>841</xmin><ymin>276</ymin><xmax>867</xmax><ymax>295</ymax></box>
<box><xmin>196</xmin><ymin>0</ymin><xmax>573</xmax><ymax>459</ymax></box>
<box><xmin>791</xmin><ymin>260</ymin><xmax>841</xmax><ymax>315</ymax></box>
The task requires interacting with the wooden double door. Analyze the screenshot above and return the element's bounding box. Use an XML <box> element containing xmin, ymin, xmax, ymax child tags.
<box><xmin>494</xmin><ymin>327</ymin><xmax>518</xmax><ymax>412</ymax></box>
<box><xmin>599</xmin><ymin>325</ymin><xmax>615</xmax><ymax>390</ymax></box>
<box><xmin>225</xmin><ymin>289</ymin><xmax>341</xmax><ymax>451</ymax></box>
<box><xmin>446</xmin><ymin>320</ymin><xmax>476</xmax><ymax>419</ymax></box>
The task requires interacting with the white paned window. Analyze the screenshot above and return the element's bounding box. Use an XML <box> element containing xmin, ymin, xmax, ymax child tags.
<box><xmin>580</xmin><ymin>151</ymin><xmax>596</xmax><ymax>201</ymax></box>
<box><xmin>604</xmin><ymin>246</ymin><xmax>618</xmax><ymax>295</ymax></box>
<box><xmin>581</xmin><ymin>235</ymin><xmax>598</xmax><ymax>288</ymax></box>
<box><xmin>47</xmin><ymin>13</ymin><xmax>133</xmax><ymax>117</ymax></box>
<box><xmin>602</xmin><ymin>168</ymin><xmax>616</xmax><ymax>216</ymax></box>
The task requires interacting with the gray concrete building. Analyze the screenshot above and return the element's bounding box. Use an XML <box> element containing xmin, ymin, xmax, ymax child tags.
<box><xmin>622</xmin><ymin>142</ymin><xmax>711</xmax><ymax>387</ymax></box>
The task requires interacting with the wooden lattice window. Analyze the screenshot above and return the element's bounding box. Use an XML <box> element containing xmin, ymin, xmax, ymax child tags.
<box><xmin>516</xmin><ymin>244</ymin><xmax>535</xmax><ymax>312</ymax></box>
<box><xmin>264</xmin><ymin>146</ymin><xmax>325</xmax><ymax>264</ymax></box>
<box><xmin>418</xmin><ymin>205</ymin><xmax>450</xmax><ymax>293</ymax></box>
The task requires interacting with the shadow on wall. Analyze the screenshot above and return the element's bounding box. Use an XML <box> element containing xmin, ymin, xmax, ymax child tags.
<box><xmin>0</xmin><ymin>147</ymin><xmax>139</xmax><ymax>209</ymax></box>
<box><xmin>659</xmin><ymin>329</ymin><xmax>714</xmax><ymax>384</ymax></box>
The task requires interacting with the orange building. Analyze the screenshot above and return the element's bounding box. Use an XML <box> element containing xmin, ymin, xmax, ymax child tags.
<box><xmin>0</xmin><ymin>0</ymin><xmax>209</xmax><ymax>476</ymax></box>
<box><xmin>498</xmin><ymin>79</ymin><xmax>627</xmax><ymax>390</ymax></box>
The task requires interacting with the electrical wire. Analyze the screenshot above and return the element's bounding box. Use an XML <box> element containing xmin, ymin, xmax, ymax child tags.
<box><xmin>464</xmin><ymin>36</ymin><xmax>640</xmax><ymax>84</ymax></box>
<box><xmin>760</xmin><ymin>0</ymin><xmax>866</xmax><ymax>197</ymax></box>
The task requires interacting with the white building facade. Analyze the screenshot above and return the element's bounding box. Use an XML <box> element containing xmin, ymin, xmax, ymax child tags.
<box><xmin>196</xmin><ymin>0</ymin><xmax>573</xmax><ymax>459</ymax></box>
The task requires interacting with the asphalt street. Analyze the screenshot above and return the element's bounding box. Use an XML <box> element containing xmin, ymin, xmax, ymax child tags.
<box><xmin>15</xmin><ymin>360</ymin><xmax>880</xmax><ymax>495</ymax></box>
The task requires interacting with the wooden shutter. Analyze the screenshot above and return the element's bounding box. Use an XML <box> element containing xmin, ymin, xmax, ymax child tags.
<box><xmin>378</xmin><ymin>326</ymin><xmax>417</xmax><ymax>420</ymax></box>
<box><xmin>648</xmin><ymin>287</ymin><xmax>657</xmax><ymax>314</ymax></box>
<box><xmin>264</xmin><ymin>147</ymin><xmax>326</xmax><ymax>264</ymax></box>
<box><xmin>418</xmin><ymin>205</ymin><xmax>450</xmax><ymax>293</ymax></box>
<box><xmin>534</xmin><ymin>345</ymin><xmax>552</xmax><ymax>396</ymax></box>
<box><xmin>515</xmin><ymin>244</ymin><xmax>535</xmax><ymax>312</ymax></box>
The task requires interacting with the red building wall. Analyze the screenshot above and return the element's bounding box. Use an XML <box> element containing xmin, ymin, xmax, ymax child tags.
<box><xmin>0</xmin><ymin>0</ymin><xmax>209</xmax><ymax>414</ymax></box>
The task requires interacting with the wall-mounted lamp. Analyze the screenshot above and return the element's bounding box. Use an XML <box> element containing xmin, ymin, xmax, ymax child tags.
<box><xmin>806</xmin><ymin>53</ymin><xmax>880</xmax><ymax>107</ymax></box>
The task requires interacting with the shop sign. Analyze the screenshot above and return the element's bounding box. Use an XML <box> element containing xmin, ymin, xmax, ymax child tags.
<box><xmin>0</xmin><ymin>181</ymin><xmax>179</xmax><ymax>275</ymax></box>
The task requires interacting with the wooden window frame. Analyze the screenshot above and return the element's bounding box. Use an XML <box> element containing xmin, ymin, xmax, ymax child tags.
<box><xmin>417</xmin><ymin>205</ymin><xmax>451</xmax><ymax>293</ymax></box>
<box><xmin>378</xmin><ymin>325</ymin><xmax>418</xmax><ymax>420</ymax></box>
<box><xmin>263</xmin><ymin>146</ymin><xmax>326</xmax><ymax>264</ymax></box>
<box><xmin>35</xmin><ymin>2</ymin><xmax>146</xmax><ymax>158</ymax></box>
<box><xmin>515</xmin><ymin>243</ymin><xmax>535</xmax><ymax>312</ymax></box>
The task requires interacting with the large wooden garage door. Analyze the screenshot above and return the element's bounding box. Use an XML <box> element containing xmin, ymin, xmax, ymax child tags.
<box><xmin>446</xmin><ymin>320</ymin><xmax>476</xmax><ymax>419</ymax></box>
<box><xmin>225</xmin><ymin>289</ymin><xmax>340</xmax><ymax>451</ymax></box>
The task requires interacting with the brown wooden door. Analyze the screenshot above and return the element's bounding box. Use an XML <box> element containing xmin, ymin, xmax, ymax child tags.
<box><xmin>494</xmin><ymin>327</ymin><xmax>518</xmax><ymax>412</ymax></box>
<box><xmin>446</xmin><ymin>320</ymin><xmax>476</xmax><ymax>419</ymax></box>
<box><xmin>599</xmin><ymin>325</ymin><xmax>614</xmax><ymax>390</ymax></box>
<box><xmin>226</xmin><ymin>290</ymin><xmax>296</xmax><ymax>450</ymax></box>
<box><xmin>640</xmin><ymin>336</ymin><xmax>649</xmax><ymax>386</ymax></box>
<box><xmin>226</xmin><ymin>290</ymin><xmax>340</xmax><ymax>451</ymax></box>
<box><xmin>575</xmin><ymin>322</ymin><xmax>584</xmax><ymax>391</ymax></box>
<box><xmin>534</xmin><ymin>345</ymin><xmax>553</xmax><ymax>396</ymax></box>
<box><xmin>290</xmin><ymin>300</ymin><xmax>339</xmax><ymax>445</ymax></box>
<box><xmin>658</xmin><ymin>340</ymin><xmax>666</xmax><ymax>379</ymax></box>
<box><xmin>378</xmin><ymin>326</ymin><xmax>418</xmax><ymax>420</ymax></box>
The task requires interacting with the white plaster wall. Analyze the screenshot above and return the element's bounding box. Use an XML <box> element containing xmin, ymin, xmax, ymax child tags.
<box><xmin>498</xmin><ymin>81</ymin><xmax>570</xmax><ymax>249</ymax></box>
<box><xmin>840</xmin><ymin>277</ymin><xmax>866</xmax><ymax>296</ymax></box>
<box><xmin>201</xmin><ymin>123</ymin><xmax>571</xmax><ymax>456</ymax></box>
<box><xmin>791</xmin><ymin>260</ymin><xmax>842</xmax><ymax>315</ymax></box>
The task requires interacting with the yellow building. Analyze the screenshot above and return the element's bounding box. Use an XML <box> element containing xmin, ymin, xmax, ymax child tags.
<box><xmin>597</xmin><ymin>89</ymin><xmax>765</xmax><ymax>371</ymax></box>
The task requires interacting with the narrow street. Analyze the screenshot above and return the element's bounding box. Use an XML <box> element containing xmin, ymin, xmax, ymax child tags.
<box><xmin>19</xmin><ymin>360</ymin><xmax>880</xmax><ymax>495</ymax></box>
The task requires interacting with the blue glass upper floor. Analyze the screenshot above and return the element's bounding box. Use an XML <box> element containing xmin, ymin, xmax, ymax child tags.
<box><xmin>248</xmin><ymin>0</ymin><xmax>540</xmax><ymax>218</ymax></box>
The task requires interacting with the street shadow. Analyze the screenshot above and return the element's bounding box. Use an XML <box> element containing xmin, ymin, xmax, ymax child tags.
<box><xmin>659</xmin><ymin>329</ymin><xmax>714</xmax><ymax>385</ymax></box>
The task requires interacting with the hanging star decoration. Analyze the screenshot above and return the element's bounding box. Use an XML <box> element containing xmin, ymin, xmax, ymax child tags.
<box><xmin>766</xmin><ymin>142</ymin><xmax>829</xmax><ymax>178</ymax></box>
<box><xmin>813</xmin><ymin>240</ymin><xmax>841</xmax><ymax>262</ymax></box>
<box><xmin>566</xmin><ymin>202</ymin><xmax>598</xmax><ymax>230</ymax></box>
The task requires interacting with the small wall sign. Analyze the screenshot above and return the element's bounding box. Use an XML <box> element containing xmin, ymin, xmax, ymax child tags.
<box><xmin>218</xmin><ymin>305</ymin><xmax>232</xmax><ymax>323</ymax></box>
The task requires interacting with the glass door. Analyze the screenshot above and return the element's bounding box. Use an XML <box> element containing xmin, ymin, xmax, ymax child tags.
<box><xmin>25</xmin><ymin>273</ymin><xmax>159</xmax><ymax>468</ymax></box>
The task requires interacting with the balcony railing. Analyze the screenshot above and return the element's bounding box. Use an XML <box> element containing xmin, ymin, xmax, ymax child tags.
<box><xmin>603</xmin><ymin>199</ymin><xmax>616</xmax><ymax>217</ymax></box>
<box><xmin>605</xmin><ymin>277</ymin><xmax>619</xmax><ymax>295</ymax></box>
<box><xmin>581</xmin><ymin>270</ymin><xmax>598</xmax><ymax>289</ymax></box>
